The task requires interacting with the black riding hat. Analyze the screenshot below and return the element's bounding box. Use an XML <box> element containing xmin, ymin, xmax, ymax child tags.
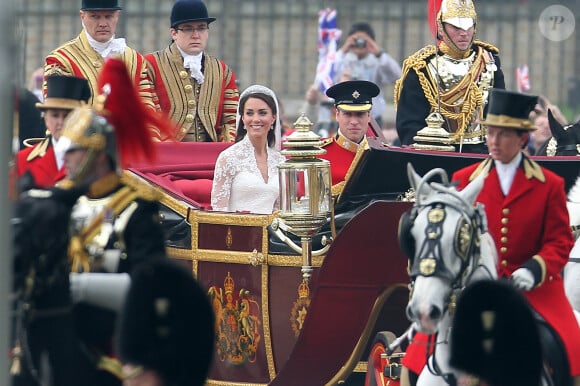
<box><xmin>478</xmin><ymin>89</ymin><xmax>538</xmax><ymax>131</ymax></box>
<box><xmin>171</xmin><ymin>0</ymin><xmax>216</xmax><ymax>28</ymax></box>
<box><xmin>81</xmin><ymin>0</ymin><xmax>122</xmax><ymax>11</ymax></box>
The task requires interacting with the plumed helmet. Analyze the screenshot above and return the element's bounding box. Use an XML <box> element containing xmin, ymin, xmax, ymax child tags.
<box><xmin>60</xmin><ymin>58</ymin><xmax>175</xmax><ymax>183</ymax></box>
<box><xmin>117</xmin><ymin>258</ymin><xmax>215</xmax><ymax>386</ymax></box>
<box><xmin>450</xmin><ymin>280</ymin><xmax>542</xmax><ymax>386</ymax></box>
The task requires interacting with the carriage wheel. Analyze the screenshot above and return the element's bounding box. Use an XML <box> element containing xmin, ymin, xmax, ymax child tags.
<box><xmin>364</xmin><ymin>331</ymin><xmax>403</xmax><ymax>386</ymax></box>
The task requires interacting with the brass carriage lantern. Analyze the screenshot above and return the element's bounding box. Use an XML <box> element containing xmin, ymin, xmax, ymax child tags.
<box><xmin>272</xmin><ymin>113</ymin><xmax>332</xmax><ymax>282</ymax></box>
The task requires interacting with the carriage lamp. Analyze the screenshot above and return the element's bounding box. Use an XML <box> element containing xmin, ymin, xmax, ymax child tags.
<box><xmin>412</xmin><ymin>111</ymin><xmax>455</xmax><ymax>152</ymax></box>
<box><xmin>271</xmin><ymin>113</ymin><xmax>332</xmax><ymax>282</ymax></box>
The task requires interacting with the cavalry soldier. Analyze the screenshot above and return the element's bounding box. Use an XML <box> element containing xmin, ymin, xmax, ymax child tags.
<box><xmin>395</xmin><ymin>0</ymin><xmax>505</xmax><ymax>153</ymax></box>
<box><xmin>15</xmin><ymin>75</ymin><xmax>91</xmax><ymax>189</ymax></box>
<box><xmin>146</xmin><ymin>0</ymin><xmax>239</xmax><ymax>142</ymax></box>
<box><xmin>320</xmin><ymin>80</ymin><xmax>380</xmax><ymax>188</ymax></box>
<box><xmin>44</xmin><ymin>0</ymin><xmax>163</xmax><ymax>138</ymax></box>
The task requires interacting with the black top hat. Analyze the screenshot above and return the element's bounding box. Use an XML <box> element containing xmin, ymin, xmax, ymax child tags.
<box><xmin>81</xmin><ymin>0</ymin><xmax>122</xmax><ymax>10</ymax></box>
<box><xmin>326</xmin><ymin>80</ymin><xmax>380</xmax><ymax>112</ymax></box>
<box><xmin>478</xmin><ymin>89</ymin><xmax>538</xmax><ymax>131</ymax></box>
<box><xmin>171</xmin><ymin>0</ymin><xmax>216</xmax><ymax>28</ymax></box>
<box><xmin>450</xmin><ymin>280</ymin><xmax>542</xmax><ymax>386</ymax></box>
<box><xmin>36</xmin><ymin>76</ymin><xmax>91</xmax><ymax>111</ymax></box>
<box><xmin>117</xmin><ymin>258</ymin><xmax>215</xmax><ymax>386</ymax></box>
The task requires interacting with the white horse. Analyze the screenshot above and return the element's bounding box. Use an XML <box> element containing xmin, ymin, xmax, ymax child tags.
<box><xmin>402</xmin><ymin>164</ymin><xmax>497</xmax><ymax>386</ymax></box>
<box><xmin>564</xmin><ymin>176</ymin><xmax>580</xmax><ymax>313</ymax></box>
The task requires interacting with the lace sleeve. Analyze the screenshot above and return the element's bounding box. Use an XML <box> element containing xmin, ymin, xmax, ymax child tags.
<box><xmin>211</xmin><ymin>150</ymin><xmax>235</xmax><ymax>211</ymax></box>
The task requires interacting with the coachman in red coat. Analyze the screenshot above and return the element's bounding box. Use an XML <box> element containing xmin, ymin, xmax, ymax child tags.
<box><xmin>15</xmin><ymin>75</ymin><xmax>90</xmax><ymax>189</ymax></box>
<box><xmin>402</xmin><ymin>89</ymin><xmax>580</xmax><ymax>382</ymax></box>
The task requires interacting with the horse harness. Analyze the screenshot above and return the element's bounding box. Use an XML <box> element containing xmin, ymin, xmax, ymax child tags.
<box><xmin>399</xmin><ymin>193</ymin><xmax>491</xmax><ymax>386</ymax></box>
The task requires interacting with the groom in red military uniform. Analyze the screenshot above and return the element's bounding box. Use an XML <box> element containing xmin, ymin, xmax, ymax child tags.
<box><xmin>320</xmin><ymin>80</ymin><xmax>380</xmax><ymax>188</ymax></box>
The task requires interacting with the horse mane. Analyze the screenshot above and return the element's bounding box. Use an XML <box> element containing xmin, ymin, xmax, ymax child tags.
<box><xmin>569</xmin><ymin>176</ymin><xmax>580</xmax><ymax>203</ymax></box>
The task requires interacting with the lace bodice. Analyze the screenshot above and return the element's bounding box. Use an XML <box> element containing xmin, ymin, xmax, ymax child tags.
<box><xmin>211</xmin><ymin>136</ymin><xmax>286</xmax><ymax>214</ymax></box>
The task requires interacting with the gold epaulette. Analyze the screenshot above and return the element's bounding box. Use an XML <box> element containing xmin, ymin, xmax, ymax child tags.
<box><xmin>468</xmin><ymin>158</ymin><xmax>493</xmax><ymax>182</ymax></box>
<box><xmin>404</xmin><ymin>45</ymin><xmax>437</xmax><ymax>70</ymax></box>
<box><xmin>473</xmin><ymin>40</ymin><xmax>499</xmax><ymax>54</ymax></box>
<box><xmin>394</xmin><ymin>45</ymin><xmax>437</xmax><ymax>106</ymax></box>
<box><xmin>522</xmin><ymin>157</ymin><xmax>545</xmax><ymax>183</ymax></box>
<box><xmin>26</xmin><ymin>137</ymin><xmax>50</xmax><ymax>161</ymax></box>
<box><xmin>121</xmin><ymin>171</ymin><xmax>162</xmax><ymax>202</ymax></box>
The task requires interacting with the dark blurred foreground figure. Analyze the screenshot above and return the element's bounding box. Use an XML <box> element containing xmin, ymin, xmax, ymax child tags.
<box><xmin>450</xmin><ymin>280</ymin><xmax>543</xmax><ymax>386</ymax></box>
<box><xmin>117</xmin><ymin>258</ymin><xmax>215</xmax><ymax>386</ymax></box>
<box><xmin>11</xmin><ymin>57</ymin><xmax>174</xmax><ymax>386</ymax></box>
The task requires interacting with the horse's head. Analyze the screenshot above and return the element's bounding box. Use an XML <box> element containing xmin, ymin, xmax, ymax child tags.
<box><xmin>547</xmin><ymin>109</ymin><xmax>580</xmax><ymax>156</ymax></box>
<box><xmin>400</xmin><ymin>164</ymin><xmax>488</xmax><ymax>334</ymax></box>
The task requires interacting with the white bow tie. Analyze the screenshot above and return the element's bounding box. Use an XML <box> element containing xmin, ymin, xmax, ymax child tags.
<box><xmin>183</xmin><ymin>55</ymin><xmax>204</xmax><ymax>84</ymax></box>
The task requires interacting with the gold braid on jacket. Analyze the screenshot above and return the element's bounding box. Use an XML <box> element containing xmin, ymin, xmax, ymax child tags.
<box><xmin>394</xmin><ymin>41</ymin><xmax>499</xmax><ymax>140</ymax></box>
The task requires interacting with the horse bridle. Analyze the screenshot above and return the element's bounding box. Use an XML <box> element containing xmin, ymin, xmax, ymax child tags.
<box><xmin>407</xmin><ymin>185</ymin><xmax>490</xmax><ymax>386</ymax></box>
<box><xmin>408</xmin><ymin>191</ymin><xmax>488</xmax><ymax>296</ymax></box>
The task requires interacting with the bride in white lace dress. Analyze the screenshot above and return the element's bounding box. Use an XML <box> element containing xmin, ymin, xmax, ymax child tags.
<box><xmin>211</xmin><ymin>85</ymin><xmax>286</xmax><ymax>214</ymax></box>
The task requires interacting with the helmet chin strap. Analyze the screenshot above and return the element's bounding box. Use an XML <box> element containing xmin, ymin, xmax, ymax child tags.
<box><xmin>70</xmin><ymin>149</ymin><xmax>98</xmax><ymax>186</ymax></box>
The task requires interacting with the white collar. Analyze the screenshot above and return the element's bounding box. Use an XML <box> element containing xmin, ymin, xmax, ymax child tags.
<box><xmin>83</xmin><ymin>28</ymin><xmax>126</xmax><ymax>58</ymax></box>
<box><xmin>494</xmin><ymin>152</ymin><xmax>522</xmax><ymax>195</ymax></box>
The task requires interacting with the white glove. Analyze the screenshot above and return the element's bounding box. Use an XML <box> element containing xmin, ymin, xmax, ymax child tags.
<box><xmin>70</xmin><ymin>273</ymin><xmax>131</xmax><ymax>312</ymax></box>
<box><xmin>511</xmin><ymin>268</ymin><xmax>535</xmax><ymax>291</ymax></box>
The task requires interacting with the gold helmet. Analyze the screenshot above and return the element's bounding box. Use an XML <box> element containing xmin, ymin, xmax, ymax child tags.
<box><xmin>60</xmin><ymin>58</ymin><xmax>175</xmax><ymax>184</ymax></box>
<box><xmin>436</xmin><ymin>0</ymin><xmax>477</xmax><ymax>56</ymax></box>
<box><xmin>438</xmin><ymin>0</ymin><xmax>477</xmax><ymax>30</ymax></box>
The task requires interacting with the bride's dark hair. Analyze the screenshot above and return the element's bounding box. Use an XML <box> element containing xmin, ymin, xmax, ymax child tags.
<box><xmin>235</xmin><ymin>92</ymin><xmax>277</xmax><ymax>148</ymax></box>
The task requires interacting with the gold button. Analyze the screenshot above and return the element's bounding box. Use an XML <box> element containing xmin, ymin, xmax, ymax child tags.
<box><xmin>184</xmin><ymin>84</ymin><xmax>193</xmax><ymax>92</ymax></box>
<box><xmin>185</xmin><ymin>114</ymin><xmax>194</xmax><ymax>123</ymax></box>
<box><xmin>188</xmin><ymin>100</ymin><xmax>195</xmax><ymax>107</ymax></box>
<box><xmin>502</xmin><ymin>208</ymin><xmax>510</xmax><ymax>215</ymax></box>
<box><xmin>501</xmin><ymin>227</ymin><xmax>508</xmax><ymax>234</ymax></box>
<box><xmin>500</xmin><ymin>247</ymin><xmax>507</xmax><ymax>253</ymax></box>
<box><xmin>501</xmin><ymin>218</ymin><xmax>508</xmax><ymax>225</ymax></box>
<box><xmin>179</xmin><ymin>71</ymin><xmax>188</xmax><ymax>79</ymax></box>
<box><xmin>501</xmin><ymin>260</ymin><xmax>507</xmax><ymax>267</ymax></box>
<box><xmin>501</xmin><ymin>236</ymin><xmax>508</xmax><ymax>243</ymax></box>
<box><xmin>93</xmin><ymin>61</ymin><xmax>102</xmax><ymax>68</ymax></box>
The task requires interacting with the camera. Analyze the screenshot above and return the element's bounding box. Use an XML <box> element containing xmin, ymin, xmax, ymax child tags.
<box><xmin>354</xmin><ymin>38</ymin><xmax>367</xmax><ymax>48</ymax></box>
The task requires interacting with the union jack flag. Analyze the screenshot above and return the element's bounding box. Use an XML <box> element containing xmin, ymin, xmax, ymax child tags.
<box><xmin>516</xmin><ymin>65</ymin><xmax>531</xmax><ymax>92</ymax></box>
<box><xmin>315</xmin><ymin>8</ymin><xmax>341</xmax><ymax>93</ymax></box>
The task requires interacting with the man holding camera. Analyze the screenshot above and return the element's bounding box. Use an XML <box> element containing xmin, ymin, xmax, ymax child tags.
<box><xmin>332</xmin><ymin>22</ymin><xmax>401</xmax><ymax>128</ymax></box>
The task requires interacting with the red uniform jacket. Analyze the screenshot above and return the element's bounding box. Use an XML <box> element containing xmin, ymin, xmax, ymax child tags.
<box><xmin>453</xmin><ymin>156</ymin><xmax>580</xmax><ymax>375</ymax></box>
<box><xmin>145</xmin><ymin>44</ymin><xmax>238</xmax><ymax>142</ymax></box>
<box><xmin>319</xmin><ymin>132</ymin><xmax>362</xmax><ymax>186</ymax></box>
<box><xmin>15</xmin><ymin>137</ymin><xmax>65</xmax><ymax>188</ymax></box>
<box><xmin>44</xmin><ymin>30</ymin><xmax>161</xmax><ymax>137</ymax></box>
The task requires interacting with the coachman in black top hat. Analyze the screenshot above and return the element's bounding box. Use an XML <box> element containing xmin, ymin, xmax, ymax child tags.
<box><xmin>36</xmin><ymin>75</ymin><xmax>91</xmax><ymax>111</ymax></box>
<box><xmin>478</xmin><ymin>89</ymin><xmax>538</xmax><ymax>131</ymax></box>
<box><xmin>81</xmin><ymin>0</ymin><xmax>122</xmax><ymax>10</ymax></box>
<box><xmin>170</xmin><ymin>0</ymin><xmax>216</xmax><ymax>28</ymax></box>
